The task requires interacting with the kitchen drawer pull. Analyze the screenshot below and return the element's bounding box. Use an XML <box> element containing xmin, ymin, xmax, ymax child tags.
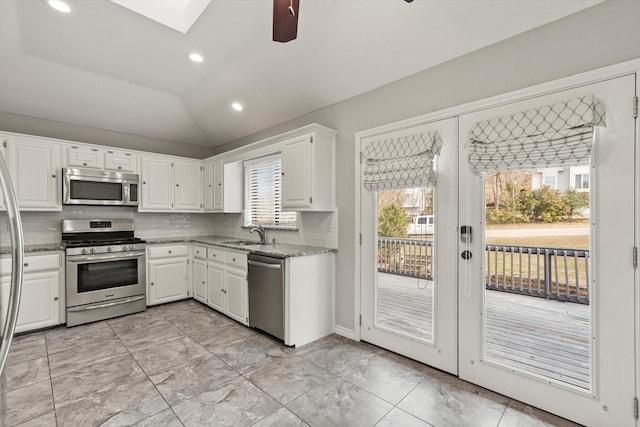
<box><xmin>248</xmin><ymin>260</ymin><xmax>281</xmax><ymax>269</ymax></box>
<box><xmin>168</xmin><ymin>250</ymin><xmax>172</xmax><ymax>254</ymax></box>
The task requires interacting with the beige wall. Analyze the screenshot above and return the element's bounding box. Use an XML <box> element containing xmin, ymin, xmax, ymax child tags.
<box><xmin>212</xmin><ymin>0</ymin><xmax>640</xmax><ymax>332</ymax></box>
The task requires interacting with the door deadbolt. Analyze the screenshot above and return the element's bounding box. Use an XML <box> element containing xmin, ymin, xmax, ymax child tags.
<box><xmin>461</xmin><ymin>250</ymin><xmax>472</xmax><ymax>260</ymax></box>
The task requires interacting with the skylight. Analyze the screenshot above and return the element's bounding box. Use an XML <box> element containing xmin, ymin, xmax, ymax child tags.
<box><xmin>109</xmin><ymin>0</ymin><xmax>211</xmax><ymax>34</ymax></box>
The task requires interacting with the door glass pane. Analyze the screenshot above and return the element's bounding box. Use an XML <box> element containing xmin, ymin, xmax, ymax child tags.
<box><xmin>77</xmin><ymin>259</ymin><xmax>139</xmax><ymax>292</ymax></box>
<box><xmin>70</xmin><ymin>180</ymin><xmax>123</xmax><ymax>200</ymax></box>
<box><xmin>483</xmin><ymin>167</ymin><xmax>591</xmax><ymax>390</ymax></box>
<box><xmin>376</xmin><ymin>186</ymin><xmax>434</xmax><ymax>343</ymax></box>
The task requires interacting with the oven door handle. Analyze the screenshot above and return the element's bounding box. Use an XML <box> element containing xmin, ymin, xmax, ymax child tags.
<box><xmin>66</xmin><ymin>251</ymin><xmax>145</xmax><ymax>263</ymax></box>
<box><xmin>67</xmin><ymin>295</ymin><xmax>146</xmax><ymax>312</ymax></box>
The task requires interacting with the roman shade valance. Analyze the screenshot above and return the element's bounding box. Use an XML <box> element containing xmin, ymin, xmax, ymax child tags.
<box><xmin>363</xmin><ymin>131</ymin><xmax>443</xmax><ymax>191</ymax></box>
<box><xmin>466</xmin><ymin>95</ymin><xmax>606</xmax><ymax>174</ymax></box>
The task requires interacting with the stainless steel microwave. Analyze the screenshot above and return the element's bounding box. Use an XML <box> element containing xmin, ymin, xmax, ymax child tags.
<box><xmin>62</xmin><ymin>168</ymin><xmax>139</xmax><ymax>206</ymax></box>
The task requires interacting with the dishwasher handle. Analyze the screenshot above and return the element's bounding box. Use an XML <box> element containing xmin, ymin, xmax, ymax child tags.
<box><xmin>248</xmin><ymin>259</ymin><xmax>282</xmax><ymax>269</ymax></box>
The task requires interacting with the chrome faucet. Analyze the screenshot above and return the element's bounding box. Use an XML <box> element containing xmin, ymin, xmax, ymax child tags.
<box><xmin>250</xmin><ymin>225</ymin><xmax>266</xmax><ymax>245</ymax></box>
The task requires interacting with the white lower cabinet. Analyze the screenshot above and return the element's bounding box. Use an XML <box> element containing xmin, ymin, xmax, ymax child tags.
<box><xmin>147</xmin><ymin>244</ymin><xmax>189</xmax><ymax>306</ymax></box>
<box><xmin>224</xmin><ymin>267</ymin><xmax>247</xmax><ymax>324</ymax></box>
<box><xmin>0</xmin><ymin>252</ymin><xmax>63</xmax><ymax>333</ymax></box>
<box><xmin>203</xmin><ymin>247</ymin><xmax>248</xmax><ymax>325</ymax></box>
<box><xmin>192</xmin><ymin>258</ymin><xmax>207</xmax><ymax>304</ymax></box>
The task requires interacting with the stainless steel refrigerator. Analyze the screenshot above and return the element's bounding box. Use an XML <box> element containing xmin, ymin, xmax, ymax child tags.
<box><xmin>0</xmin><ymin>150</ymin><xmax>25</xmax><ymax>424</ymax></box>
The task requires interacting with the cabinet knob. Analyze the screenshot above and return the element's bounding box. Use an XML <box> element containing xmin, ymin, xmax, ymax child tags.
<box><xmin>23</xmin><ymin>262</ymin><xmax>28</xmax><ymax>267</ymax></box>
<box><xmin>143</xmin><ymin>181</ymin><xmax>146</xmax><ymax>185</ymax></box>
<box><xmin>118</xmin><ymin>166</ymin><xmax>122</xmax><ymax>170</ymax></box>
<box><xmin>232</xmin><ymin>258</ymin><xmax>236</xmax><ymax>262</ymax></box>
<box><xmin>151</xmin><ymin>282</ymin><xmax>154</xmax><ymax>286</ymax></box>
<box><xmin>209</xmin><ymin>184</ymin><xmax>212</xmax><ymax>188</ymax></box>
<box><xmin>218</xmin><ymin>183</ymin><xmax>221</xmax><ymax>186</ymax></box>
<box><xmin>54</xmin><ymin>297</ymin><xmax>59</xmax><ymax>301</ymax></box>
<box><xmin>83</xmin><ymin>162</ymin><xmax>87</xmax><ymax>166</ymax></box>
<box><xmin>176</xmin><ymin>184</ymin><xmax>179</xmax><ymax>187</ymax></box>
<box><xmin>51</xmin><ymin>174</ymin><xmax>57</xmax><ymax>178</ymax></box>
<box><xmin>168</xmin><ymin>250</ymin><xmax>172</xmax><ymax>254</ymax></box>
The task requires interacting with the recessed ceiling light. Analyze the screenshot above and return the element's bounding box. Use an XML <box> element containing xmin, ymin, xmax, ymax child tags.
<box><xmin>231</xmin><ymin>102</ymin><xmax>243</xmax><ymax>112</ymax></box>
<box><xmin>189</xmin><ymin>53</ymin><xmax>204</xmax><ymax>63</ymax></box>
<box><xmin>48</xmin><ymin>0</ymin><xmax>71</xmax><ymax>13</ymax></box>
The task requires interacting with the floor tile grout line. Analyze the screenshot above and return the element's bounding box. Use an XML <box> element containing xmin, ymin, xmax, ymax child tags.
<box><xmin>106</xmin><ymin>319</ymin><xmax>187</xmax><ymax>427</ymax></box>
<box><xmin>43</xmin><ymin>331</ymin><xmax>60</xmax><ymax>427</ymax></box>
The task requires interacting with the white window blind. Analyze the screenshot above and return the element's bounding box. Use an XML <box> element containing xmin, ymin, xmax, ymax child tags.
<box><xmin>466</xmin><ymin>95</ymin><xmax>606</xmax><ymax>174</ymax></box>
<box><xmin>244</xmin><ymin>154</ymin><xmax>297</xmax><ymax>227</ymax></box>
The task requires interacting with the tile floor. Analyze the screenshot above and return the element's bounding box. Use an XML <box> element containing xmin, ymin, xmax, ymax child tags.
<box><xmin>3</xmin><ymin>300</ymin><xmax>582</xmax><ymax>427</ymax></box>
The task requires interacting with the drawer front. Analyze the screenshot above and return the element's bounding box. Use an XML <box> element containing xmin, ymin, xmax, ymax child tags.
<box><xmin>193</xmin><ymin>245</ymin><xmax>207</xmax><ymax>260</ymax></box>
<box><xmin>1</xmin><ymin>253</ymin><xmax>60</xmax><ymax>275</ymax></box>
<box><xmin>224</xmin><ymin>251</ymin><xmax>247</xmax><ymax>269</ymax></box>
<box><xmin>207</xmin><ymin>247</ymin><xmax>225</xmax><ymax>262</ymax></box>
<box><xmin>148</xmin><ymin>244</ymin><xmax>189</xmax><ymax>259</ymax></box>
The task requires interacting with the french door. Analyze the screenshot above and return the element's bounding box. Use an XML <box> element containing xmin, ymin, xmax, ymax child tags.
<box><xmin>360</xmin><ymin>73</ymin><xmax>637</xmax><ymax>426</ymax></box>
<box><xmin>360</xmin><ymin>117</ymin><xmax>458</xmax><ymax>374</ymax></box>
<box><xmin>458</xmin><ymin>75</ymin><xmax>636</xmax><ymax>426</ymax></box>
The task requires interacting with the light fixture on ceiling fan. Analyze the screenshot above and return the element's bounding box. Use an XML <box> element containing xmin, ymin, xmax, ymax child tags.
<box><xmin>273</xmin><ymin>0</ymin><xmax>413</xmax><ymax>43</ymax></box>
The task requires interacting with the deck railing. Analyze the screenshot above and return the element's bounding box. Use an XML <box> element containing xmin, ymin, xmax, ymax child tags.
<box><xmin>376</xmin><ymin>237</ymin><xmax>590</xmax><ymax>304</ymax></box>
<box><xmin>377</xmin><ymin>238</ymin><xmax>433</xmax><ymax>280</ymax></box>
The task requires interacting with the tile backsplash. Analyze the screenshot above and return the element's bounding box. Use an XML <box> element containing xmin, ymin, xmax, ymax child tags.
<box><xmin>0</xmin><ymin>206</ymin><xmax>215</xmax><ymax>246</ymax></box>
<box><xmin>0</xmin><ymin>207</ymin><xmax>337</xmax><ymax>249</ymax></box>
<box><xmin>211</xmin><ymin>211</ymin><xmax>338</xmax><ymax>249</ymax></box>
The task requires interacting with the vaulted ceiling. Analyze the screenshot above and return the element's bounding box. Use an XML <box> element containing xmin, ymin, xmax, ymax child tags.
<box><xmin>0</xmin><ymin>0</ymin><xmax>604</xmax><ymax>148</ymax></box>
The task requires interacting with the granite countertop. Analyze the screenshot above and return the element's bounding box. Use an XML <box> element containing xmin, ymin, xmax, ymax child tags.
<box><xmin>0</xmin><ymin>242</ymin><xmax>65</xmax><ymax>255</ymax></box>
<box><xmin>145</xmin><ymin>235</ymin><xmax>336</xmax><ymax>258</ymax></box>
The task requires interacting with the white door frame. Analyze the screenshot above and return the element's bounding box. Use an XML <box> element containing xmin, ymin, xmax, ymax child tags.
<box><xmin>353</xmin><ymin>57</ymin><xmax>640</xmax><ymax>425</ymax></box>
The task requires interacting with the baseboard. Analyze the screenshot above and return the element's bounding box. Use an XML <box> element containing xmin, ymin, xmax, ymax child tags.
<box><xmin>334</xmin><ymin>325</ymin><xmax>356</xmax><ymax>340</ymax></box>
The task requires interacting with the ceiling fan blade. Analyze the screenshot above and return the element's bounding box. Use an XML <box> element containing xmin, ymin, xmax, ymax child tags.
<box><xmin>273</xmin><ymin>0</ymin><xmax>299</xmax><ymax>43</ymax></box>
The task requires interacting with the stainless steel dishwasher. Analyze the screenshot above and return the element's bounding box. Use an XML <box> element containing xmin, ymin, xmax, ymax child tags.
<box><xmin>248</xmin><ymin>254</ymin><xmax>285</xmax><ymax>341</ymax></box>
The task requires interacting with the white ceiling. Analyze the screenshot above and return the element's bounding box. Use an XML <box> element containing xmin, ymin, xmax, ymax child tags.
<box><xmin>0</xmin><ymin>0</ymin><xmax>604</xmax><ymax>148</ymax></box>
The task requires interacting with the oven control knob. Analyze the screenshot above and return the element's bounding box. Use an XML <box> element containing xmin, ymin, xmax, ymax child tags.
<box><xmin>90</xmin><ymin>248</ymin><xmax>96</xmax><ymax>254</ymax></box>
<box><xmin>81</xmin><ymin>248</ymin><xmax>88</xmax><ymax>255</ymax></box>
<box><xmin>107</xmin><ymin>247</ymin><xmax>112</xmax><ymax>253</ymax></box>
<box><xmin>122</xmin><ymin>245</ymin><xmax>129</xmax><ymax>251</ymax></box>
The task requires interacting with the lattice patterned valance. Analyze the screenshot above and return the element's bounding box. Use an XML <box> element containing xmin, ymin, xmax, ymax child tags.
<box><xmin>363</xmin><ymin>131</ymin><xmax>443</xmax><ymax>191</ymax></box>
<box><xmin>467</xmin><ymin>95</ymin><xmax>606</xmax><ymax>174</ymax></box>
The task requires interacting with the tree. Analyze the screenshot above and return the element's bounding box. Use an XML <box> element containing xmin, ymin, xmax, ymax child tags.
<box><xmin>564</xmin><ymin>189</ymin><xmax>589</xmax><ymax>220</ymax></box>
<box><xmin>378</xmin><ymin>203</ymin><xmax>411</xmax><ymax>237</ymax></box>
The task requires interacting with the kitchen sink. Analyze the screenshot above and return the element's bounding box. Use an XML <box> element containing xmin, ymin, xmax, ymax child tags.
<box><xmin>221</xmin><ymin>240</ymin><xmax>262</xmax><ymax>246</ymax></box>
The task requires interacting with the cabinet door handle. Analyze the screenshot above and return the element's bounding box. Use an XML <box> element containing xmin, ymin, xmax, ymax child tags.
<box><xmin>118</xmin><ymin>166</ymin><xmax>122</xmax><ymax>170</ymax></box>
<box><xmin>176</xmin><ymin>184</ymin><xmax>179</xmax><ymax>187</ymax></box>
<box><xmin>143</xmin><ymin>181</ymin><xmax>146</xmax><ymax>185</ymax></box>
<box><xmin>23</xmin><ymin>263</ymin><xmax>28</xmax><ymax>267</ymax></box>
<box><xmin>54</xmin><ymin>297</ymin><xmax>59</xmax><ymax>301</ymax></box>
<box><xmin>232</xmin><ymin>258</ymin><xmax>236</xmax><ymax>262</ymax></box>
<box><xmin>151</xmin><ymin>282</ymin><xmax>154</xmax><ymax>286</ymax></box>
<box><xmin>51</xmin><ymin>174</ymin><xmax>57</xmax><ymax>178</ymax></box>
<box><xmin>83</xmin><ymin>163</ymin><xmax>87</xmax><ymax>166</ymax></box>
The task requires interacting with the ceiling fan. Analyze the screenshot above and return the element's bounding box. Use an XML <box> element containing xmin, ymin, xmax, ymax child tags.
<box><xmin>273</xmin><ymin>0</ymin><xmax>413</xmax><ymax>43</ymax></box>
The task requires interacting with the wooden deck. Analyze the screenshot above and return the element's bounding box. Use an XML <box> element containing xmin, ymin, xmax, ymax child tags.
<box><xmin>377</xmin><ymin>272</ymin><xmax>590</xmax><ymax>390</ymax></box>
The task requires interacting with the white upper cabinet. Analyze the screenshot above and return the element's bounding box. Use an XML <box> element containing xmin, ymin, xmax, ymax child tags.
<box><xmin>140</xmin><ymin>156</ymin><xmax>173</xmax><ymax>211</ymax></box>
<box><xmin>66</xmin><ymin>145</ymin><xmax>138</xmax><ymax>173</ymax></box>
<box><xmin>212</xmin><ymin>159</ymin><xmax>224</xmax><ymax>211</ymax></box>
<box><xmin>5</xmin><ymin>137</ymin><xmax>61</xmax><ymax>211</ymax></box>
<box><xmin>202</xmin><ymin>159</ymin><xmax>242</xmax><ymax>213</ymax></box>
<box><xmin>281</xmin><ymin>128</ymin><xmax>336</xmax><ymax>212</ymax></box>
<box><xmin>174</xmin><ymin>160</ymin><xmax>202</xmax><ymax>211</ymax></box>
<box><xmin>140</xmin><ymin>155</ymin><xmax>203</xmax><ymax>212</ymax></box>
<box><xmin>104</xmin><ymin>150</ymin><xmax>138</xmax><ymax>173</ymax></box>
<box><xmin>67</xmin><ymin>146</ymin><xmax>104</xmax><ymax>169</ymax></box>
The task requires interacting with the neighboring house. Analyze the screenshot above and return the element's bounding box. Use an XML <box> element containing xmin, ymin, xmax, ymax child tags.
<box><xmin>531</xmin><ymin>166</ymin><xmax>590</xmax><ymax>193</ymax></box>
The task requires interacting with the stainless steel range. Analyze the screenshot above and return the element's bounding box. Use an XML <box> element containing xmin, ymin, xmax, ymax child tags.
<box><xmin>63</xmin><ymin>219</ymin><xmax>146</xmax><ymax>327</ymax></box>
